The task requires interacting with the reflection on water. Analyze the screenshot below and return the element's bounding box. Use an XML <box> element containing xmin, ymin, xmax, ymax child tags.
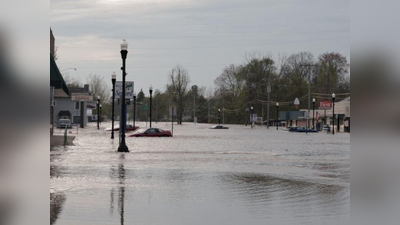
<box><xmin>50</xmin><ymin>192</ymin><xmax>66</xmax><ymax>225</ymax></box>
<box><xmin>50</xmin><ymin>122</ymin><xmax>350</xmax><ymax>224</ymax></box>
<box><xmin>219</xmin><ymin>172</ymin><xmax>349</xmax><ymax>220</ymax></box>
<box><xmin>110</xmin><ymin>154</ymin><xmax>126</xmax><ymax>225</ymax></box>
<box><xmin>50</xmin><ymin>147</ymin><xmax>66</xmax><ymax>225</ymax></box>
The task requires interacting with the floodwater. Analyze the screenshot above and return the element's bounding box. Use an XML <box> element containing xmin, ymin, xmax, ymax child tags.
<box><xmin>50</xmin><ymin>122</ymin><xmax>350</xmax><ymax>225</ymax></box>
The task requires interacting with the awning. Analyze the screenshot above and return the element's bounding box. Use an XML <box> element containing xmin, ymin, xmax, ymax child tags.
<box><xmin>50</xmin><ymin>53</ymin><xmax>70</xmax><ymax>96</ymax></box>
<box><xmin>58</xmin><ymin>111</ymin><xmax>71</xmax><ymax>117</ymax></box>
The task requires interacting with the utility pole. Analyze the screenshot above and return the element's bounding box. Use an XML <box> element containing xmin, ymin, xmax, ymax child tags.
<box><xmin>192</xmin><ymin>85</ymin><xmax>197</xmax><ymax>125</ymax></box>
<box><xmin>208</xmin><ymin>98</ymin><xmax>210</xmax><ymax>123</ymax></box>
<box><xmin>223</xmin><ymin>97</ymin><xmax>225</xmax><ymax>125</ymax></box>
<box><xmin>261</xmin><ymin>102</ymin><xmax>264</xmax><ymax>127</ymax></box>
<box><xmin>267</xmin><ymin>82</ymin><xmax>271</xmax><ymax>129</ymax></box>
<box><xmin>193</xmin><ymin>90</ymin><xmax>196</xmax><ymax>124</ymax></box>
<box><xmin>301</xmin><ymin>64</ymin><xmax>318</xmax><ymax>133</ymax></box>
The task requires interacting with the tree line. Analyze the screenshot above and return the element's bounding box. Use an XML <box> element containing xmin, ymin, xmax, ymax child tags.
<box><xmin>64</xmin><ymin>51</ymin><xmax>349</xmax><ymax>125</ymax></box>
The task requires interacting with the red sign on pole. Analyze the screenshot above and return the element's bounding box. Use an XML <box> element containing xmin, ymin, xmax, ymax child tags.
<box><xmin>319</xmin><ymin>100</ymin><xmax>332</xmax><ymax>109</ymax></box>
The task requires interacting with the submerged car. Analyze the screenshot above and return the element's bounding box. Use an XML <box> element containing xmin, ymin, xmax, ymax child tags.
<box><xmin>210</xmin><ymin>125</ymin><xmax>229</xmax><ymax>129</ymax></box>
<box><xmin>105</xmin><ymin>124</ymin><xmax>139</xmax><ymax>131</ymax></box>
<box><xmin>57</xmin><ymin>119</ymin><xmax>72</xmax><ymax>129</ymax></box>
<box><xmin>128</xmin><ymin>128</ymin><xmax>172</xmax><ymax>137</ymax></box>
<box><xmin>288</xmin><ymin>126</ymin><xmax>318</xmax><ymax>133</ymax></box>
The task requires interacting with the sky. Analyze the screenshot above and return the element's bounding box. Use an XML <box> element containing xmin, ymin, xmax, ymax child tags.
<box><xmin>50</xmin><ymin>0</ymin><xmax>350</xmax><ymax>94</ymax></box>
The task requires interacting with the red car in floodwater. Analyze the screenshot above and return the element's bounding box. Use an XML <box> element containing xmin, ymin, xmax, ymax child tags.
<box><xmin>105</xmin><ymin>124</ymin><xmax>139</xmax><ymax>131</ymax></box>
<box><xmin>128</xmin><ymin>128</ymin><xmax>172</xmax><ymax>137</ymax></box>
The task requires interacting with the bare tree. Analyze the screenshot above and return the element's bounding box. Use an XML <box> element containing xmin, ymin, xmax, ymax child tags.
<box><xmin>63</xmin><ymin>73</ymin><xmax>82</xmax><ymax>88</ymax></box>
<box><xmin>214</xmin><ymin>64</ymin><xmax>244</xmax><ymax>98</ymax></box>
<box><xmin>87</xmin><ymin>73</ymin><xmax>110</xmax><ymax>104</ymax></box>
<box><xmin>166</xmin><ymin>65</ymin><xmax>191</xmax><ymax>124</ymax></box>
<box><xmin>315</xmin><ymin>52</ymin><xmax>350</xmax><ymax>94</ymax></box>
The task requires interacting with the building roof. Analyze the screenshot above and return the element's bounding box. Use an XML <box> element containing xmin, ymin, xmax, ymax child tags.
<box><xmin>54</xmin><ymin>89</ymin><xmax>69</xmax><ymax>98</ymax></box>
<box><xmin>50</xmin><ymin>53</ymin><xmax>70</xmax><ymax>96</ymax></box>
<box><xmin>69</xmin><ymin>84</ymin><xmax>90</xmax><ymax>94</ymax></box>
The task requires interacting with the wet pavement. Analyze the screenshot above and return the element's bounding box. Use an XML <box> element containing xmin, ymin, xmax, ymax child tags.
<box><xmin>50</xmin><ymin>122</ymin><xmax>350</xmax><ymax>225</ymax></box>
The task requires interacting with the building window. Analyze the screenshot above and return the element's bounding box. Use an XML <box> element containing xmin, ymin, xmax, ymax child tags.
<box><xmin>75</xmin><ymin>101</ymin><xmax>80</xmax><ymax>110</ymax></box>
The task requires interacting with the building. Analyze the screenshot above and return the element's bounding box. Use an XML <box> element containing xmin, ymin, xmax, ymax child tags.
<box><xmin>279</xmin><ymin>111</ymin><xmax>307</xmax><ymax>128</ymax></box>
<box><xmin>310</xmin><ymin>97</ymin><xmax>350</xmax><ymax>132</ymax></box>
<box><xmin>50</xmin><ymin>53</ymin><xmax>70</xmax><ymax>132</ymax></box>
<box><xmin>50</xmin><ymin>53</ymin><xmax>75</xmax><ymax>145</ymax></box>
<box><xmin>281</xmin><ymin>97</ymin><xmax>350</xmax><ymax>132</ymax></box>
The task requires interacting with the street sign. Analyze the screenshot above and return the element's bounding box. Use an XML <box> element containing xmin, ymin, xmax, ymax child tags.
<box><xmin>251</xmin><ymin>114</ymin><xmax>257</xmax><ymax>122</ymax></box>
<box><xmin>294</xmin><ymin>98</ymin><xmax>300</xmax><ymax>105</ymax></box>
<box><xmin>267</xmin><ymin>85</ymin><xmax>271</xmax><ymax>93</ymax></box>
<box><xmin>319</xmin><ymin>100</ymin><xmax>332</xmax><ymax>109</ymax></box>
<box><xmin>169</xmin><ymin>106</ymin><xmax>177</xmax><ymax>116</ymax></box>
<box><xmin>141</xmin><ymin>105</ymin><xmax>149</xmax><ymax>110</ymax></box>
<box><xmin>117</xmin><ymin>98</ymin><xmax>132</xmax><ymax>105</ymax></box>
<box><xmin>305</xmin><ymin>111</ymin><xmax>309</xmax><ymax>119</ymax></box>
<box><xmin>71</xmin><ymin>93</ymin><xmax>93</xmax><ymax>102</ymax></box>
<box><xmin>115</xmin><ymin>81</ymin><xmax>134</xmax><ymax>99</ymax></box>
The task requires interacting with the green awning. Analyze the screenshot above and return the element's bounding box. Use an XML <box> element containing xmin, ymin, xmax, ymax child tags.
<box><xmin>50</xmin><ymin>53</ymin><xmax>70</xmax><ymax>96</ymax></box>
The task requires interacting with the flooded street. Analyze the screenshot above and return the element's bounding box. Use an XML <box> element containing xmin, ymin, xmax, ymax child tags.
<box><xmin>50</xmin><ymin>122</ymin><xmax>350</xmax><ymax>225</ymax></box>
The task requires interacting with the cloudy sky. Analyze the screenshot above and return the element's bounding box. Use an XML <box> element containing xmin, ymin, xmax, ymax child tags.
<box><xmin>51</xmin><ymin>0</ymin><xmax>349</xmax><ymax>94</ymax></box>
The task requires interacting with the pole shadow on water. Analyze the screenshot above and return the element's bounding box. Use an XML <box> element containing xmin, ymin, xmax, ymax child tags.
<box><xmin>110</xmin><ymin>154</ymin><xmax>127</xmax><ymax>225</ymax></box>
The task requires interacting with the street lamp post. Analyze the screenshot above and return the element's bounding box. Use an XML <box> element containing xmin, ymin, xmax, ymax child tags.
<box><xmin>218</xmin><ymin>109</ymin><xmax>221</xmax><ymax>125</ymax></box>
<box><xmin>99</xmin><ymin>104</ymin><xmax>102</xmax><ymax>127</ymax></box>
<box><xmin>149</xmin><ymin>85</ymin><xmax>153</xmax><ymax>128</ymax></box>
<box><xmin>245</xmin><ymin>108</ymin><xmax>249</xmax><ymax>126</ymax></box>
<box><xmin>250</xmin><ymin>106</ymin><xmax>254</xmax><ymax>128</ymax></box>
<box><xmin>111</xmin><ymin>72</ymin><xmax>116</xmax><ymax>139</ymax></box>
<box><xmin>332</xmin><ymin>93</ymin><xmax>335</xmax><ymax>135</ymax></box>
<box><xmin>97</xmin><ymin>95</ymin><xmax>100</xmax><ymax>130</ymax></box>
<box><xmin>312</xmin><ymin>98</ymin><xmax>316</xmax><ymax>130</ymax></box>
<box><xmin>276</xmin><ymin>103</ymin><xmax>279</xmax><ymax>130</ymax></box>
<box><xmin>133</xmin><ymin>92</ymin><xmax>136</xmax><ymax>129</ymax></box>
<box><xmin>118</xmin><ymin>39</ymin><xmax>129</xmax><ymax>152</ymax></box>
<box><xmin>192</xmin><ymin>85</ymin><xmax>197</xmax><ymax>125</ymax></box>
<box><xmin>61</xmin><ymin>68</ymin><xmax>77</xmax><ymax>72</ymax></box>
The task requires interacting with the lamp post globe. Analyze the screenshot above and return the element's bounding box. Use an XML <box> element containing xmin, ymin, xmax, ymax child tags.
<box><xmin>332</xmin><ymin>93</ymin><xmax>336</xmax><ymax>135</ymax></box>
<box><xmin>118</xmin><ymin>39</ymin><xmax>129</xmax><ymax>152</ymax></box>
<box><xmin>149</xmin><ymin>85</ymin><xmax>153</xmax><ymax>128</ymax></box>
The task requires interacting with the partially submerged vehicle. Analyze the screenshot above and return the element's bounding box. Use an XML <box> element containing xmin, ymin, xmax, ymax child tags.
<box><xmin>128</xmin><ymin>128</ymin><xmax>172</xmax><ymax>137</ymax></box>
<box><xmin>57</xmin><ymin>119</ymin><xmax>72</xmax><ymax>129</ymax></box>
<box><xmin>288</xmin><ymin>126</ymin><xmax>318</xmax><ymax>133</ymax></box>
<box><xmin>210</xmin><ymin>125</ymin><xmax>229</xmax><ymax>129</ymax></box>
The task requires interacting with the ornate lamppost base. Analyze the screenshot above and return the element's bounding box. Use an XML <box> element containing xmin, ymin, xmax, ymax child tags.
<box><xmin>118</xmin><ymin>145</ymin><xmax>129</xmax><ymax>152</ymax></box>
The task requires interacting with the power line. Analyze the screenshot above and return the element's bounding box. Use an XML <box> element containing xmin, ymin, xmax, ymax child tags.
<box><xmin>58</xmin><ymin>36</ymin><xmax>349</xmax><ymax>50</ymax></box>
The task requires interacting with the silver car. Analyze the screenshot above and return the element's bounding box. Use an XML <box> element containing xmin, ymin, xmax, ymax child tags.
<box><xmin>57</xmin><ymin>119</ymin><xmax>72</xmax><ymax>128</ymax></box>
